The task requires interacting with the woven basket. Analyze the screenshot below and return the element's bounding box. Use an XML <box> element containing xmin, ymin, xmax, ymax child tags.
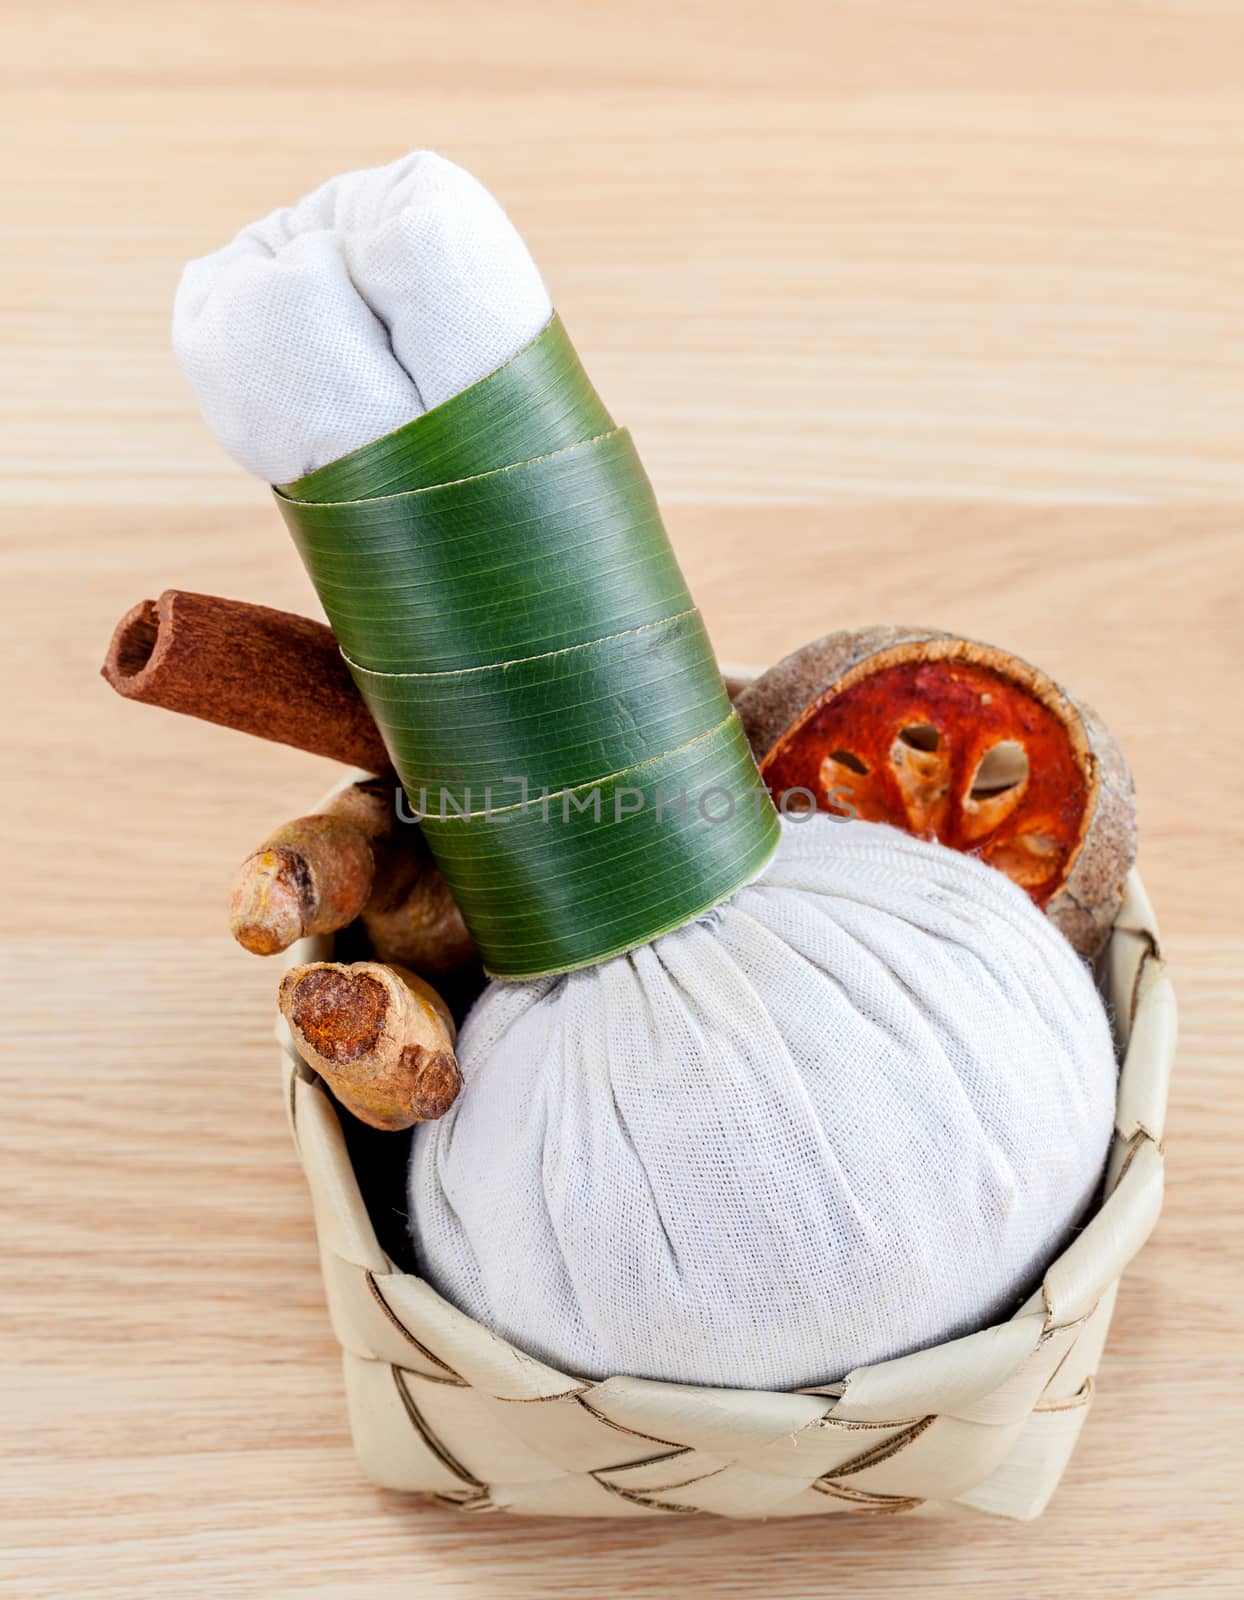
<box><xmin>277</xmin><ymin>793</ymin><xmax>1174</xmax><ymax>1521</ymax></box>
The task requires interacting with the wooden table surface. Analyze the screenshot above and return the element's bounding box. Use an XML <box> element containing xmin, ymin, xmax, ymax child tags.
<box><xmin>4</xmin><ymin>2</ymin><xmax>1242</xmax><ymax>1594</ymax></box>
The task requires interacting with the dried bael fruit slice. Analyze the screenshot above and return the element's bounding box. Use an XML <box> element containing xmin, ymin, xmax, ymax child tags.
<box><xmin>736</xmin><ymin>625</ymin><xmax>1137</xmax><ymax>956</ymax></box>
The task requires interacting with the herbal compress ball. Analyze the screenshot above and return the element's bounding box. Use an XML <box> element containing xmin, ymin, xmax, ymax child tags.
<box><xmin>411</xmin><ymin>815</ymin><xmax>1116</xmax><ymax>1386</ymax></box>
<box><xmin>174</xmin><ymin>151</ymin><xmax>1118</xmax><ymax>1389</ymax></box>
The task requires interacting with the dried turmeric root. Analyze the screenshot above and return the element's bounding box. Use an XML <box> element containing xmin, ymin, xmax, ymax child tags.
<box><xmin>230</xmin><ymin>814</ymin><xmax>374</xmax><ymax>955</ymax></box>
<box><xmin>229</xmin><ymin>778</ymin><xmax>476</xmax><ymax>975</ymax></box>
<box><xmin>279</xmin><ymin>960</ymin><xmax>461</xmax><ymax>1130</ymax></box>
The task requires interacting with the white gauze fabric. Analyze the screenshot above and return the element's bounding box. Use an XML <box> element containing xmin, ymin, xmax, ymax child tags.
<box><xmin>412</xmin><ymin>818</ymin><xmax>1115</xmax><ymax>1388</ymax></box>
<box><xmin>174</xmin><ymin>152</ymin><xmax>1118</xmax><ymax>1391</ymax></box>
<box><xmin>173</xmin><ymin>151</ymin><xmax>551</xmax><ymax>483</ymax></box>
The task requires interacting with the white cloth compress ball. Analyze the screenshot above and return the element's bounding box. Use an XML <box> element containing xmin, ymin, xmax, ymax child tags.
<box><xmin>412</xmin><ymin>818</ymin><xmax>1115</xmax><ymax>1387</ymax></box>
<box><xmin>175</xmin><ymin>152</ymin><xmax>1118</xmax><ymax>1391</ymax></box>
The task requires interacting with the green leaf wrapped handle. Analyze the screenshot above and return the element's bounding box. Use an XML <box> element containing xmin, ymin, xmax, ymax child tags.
<box><xmin>277</xmin><ymin>316</ymin><xmax>780</xmax><ymax>977</ymax></box>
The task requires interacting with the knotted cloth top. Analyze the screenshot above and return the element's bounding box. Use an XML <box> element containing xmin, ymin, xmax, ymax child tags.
<box><xmin>277</xmin><ymin>316</ymin><xmax>780</xmax><ymax>977</ymax></box>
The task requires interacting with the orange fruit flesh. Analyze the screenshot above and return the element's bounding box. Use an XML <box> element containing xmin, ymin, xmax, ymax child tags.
<box><xmin>760</xmin><ymin>658</ymin><xmax>1089</xmax><ymax>907</ymax></box>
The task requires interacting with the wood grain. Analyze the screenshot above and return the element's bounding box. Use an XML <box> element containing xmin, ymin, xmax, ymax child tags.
<box><xmin>3</xmin><ymin>1</ymin><xmax>1243</xmax><ymax>1595</ymax></box>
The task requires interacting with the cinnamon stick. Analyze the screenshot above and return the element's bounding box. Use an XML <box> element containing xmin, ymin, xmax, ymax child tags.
<box><xmin>101</xmin><ymin>589</ymin><xmax>390</xmax><ymax>772</ymax></box>
<box><xmin>280</xmin><ymin>960</ymin><xmax>462</xmax><ymax>1130</ymax></box>
<box><xmin>103</xmin><ymin>589</ymin><xmax>746</xmax><ymax>772</ymax></box>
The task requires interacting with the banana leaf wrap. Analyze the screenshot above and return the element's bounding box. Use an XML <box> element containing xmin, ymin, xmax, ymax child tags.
<box><xmin>276</xmin><ymin>315</ymin><xmax>780</xmax><ymax>977</ymax></box>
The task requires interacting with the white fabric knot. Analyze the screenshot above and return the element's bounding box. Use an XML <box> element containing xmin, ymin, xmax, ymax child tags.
<box><xmin>173</xmin><ymin>151</ymin><xmax>551</xmax><ymax>483</ymax></box>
